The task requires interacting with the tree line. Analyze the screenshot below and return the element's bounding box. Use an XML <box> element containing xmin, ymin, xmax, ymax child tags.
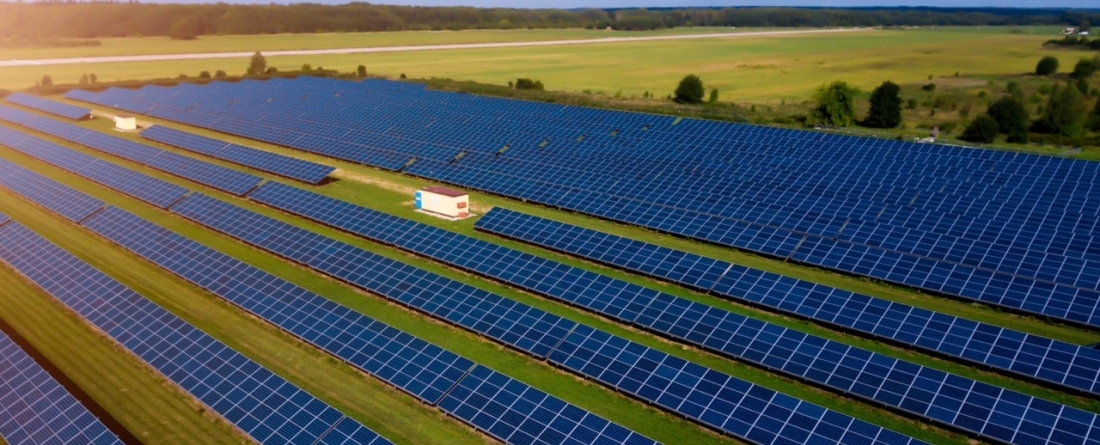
<box><xmin>2</xmin><ymin>3</ymin><xmax>1099</xmax><ymax>40</ymax></box>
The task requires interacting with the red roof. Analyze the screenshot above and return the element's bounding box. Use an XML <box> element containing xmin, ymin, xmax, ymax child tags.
<box><xmin>421</xmin><ymin>186</ymin><xmax>467</xmax><ymax>198</ymax></box>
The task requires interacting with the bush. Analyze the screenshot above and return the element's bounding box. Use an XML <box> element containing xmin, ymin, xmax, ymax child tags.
<box><xmin>89</xmin><ymin>73</ymin><xmax>97</xmax><ymax>84</ymax></box>
<box><xmin>1037</xmin><ymin>83</ymin><xmax>1088</xmax><ymax>137</ymax></box>
<box><xmin>863</xmin><ymin>81</ymin><xmax>902</xmax><ymax>128</ymax></box>
<box><xmin>199</xmin><ymin>71</ymin><xmax>211</xmax><ymax>79</ymax></box>
<box><xmin>514</xmin><ymin>78</ymin><xmax>544</xmax><ymax>90</ymax></box>
<box><xmin>906</xmin><ymin>98</ymin><xmax>918</xmax><ymax>110</ymax></box>
<box><xmin>921</xmin><ymin>83</ymin><xmax>936</xmax><ymax>91</ymax></box>
<box><xmin>673</xmin><ymin>74</ymin><xmax>705</xmax><ymax>104</ymax></box>
<box><xmin>959</xmin><ymin>115</ymin><xmax>1000</xmax><ymax>143</ymax></box>
<box><xmin>214</xmin><ymin>70</ymin><xmax>227</xmax><ymax>78</ymax></box>
<box><xmin>301</xmin><ymin>64</ymin><xmax>312</xmax><ymax>71</ymax></box>
<box><xmin>806</xmin><ymin>80</ymin><xmax>859</xmax><ymax>128</ymax></box>
<box><xmin>357</xmin><ymin>65</ymin><xmax>367</xmax><ymax>77</ymax></box>
<box><xmin>1072</xmin><ymin>56</ymin><xmax>1100</xmax><ymax>79</ymax></box>
<box><xmin>40</xmin><ymin>75</ymin><xmax>53</xmax><ymax>86</ymax></box>
<box><xmin>1006</xmin><ymin>81</ymin><xmax>1019</xmax><ymax>93</ymax></box>
<box><xmin>400</xmin><ymin>73</ymin><xmax>407</xmax><ymax>79</ymax></box>
<box><xmin>708</xmin><ymin>88</ymin><xmax>719</xmax><ymax>104</ymax></box>
<box><xmin>248</xmin><ymin>51</ymin><xmax>266</xmax><ymax>75</ymax></box>
<box><xmin>79</xmin><ymin>73</ymin><xmax>89</xmax><ymax>85</ymax></box>
<box><xmin>1036</xmin><ymin>56</ymin><xmax>1059</xmax><ymax>76</ymax></box>
<box><xmin>986</xmin><ymin>96</ymin><xmax>1029</xmax><ymax>143</ymax></box>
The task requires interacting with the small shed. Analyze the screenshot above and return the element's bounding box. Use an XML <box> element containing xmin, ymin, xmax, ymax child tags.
<box><xmin>415</xmin><ymin>186</ymin><xmax>469</xmax><ymax>219</ymax></box>
<box><xmin>113</xmin><ymin>115</ymin><xmax>137</xmax><ymax>131</ymax></box>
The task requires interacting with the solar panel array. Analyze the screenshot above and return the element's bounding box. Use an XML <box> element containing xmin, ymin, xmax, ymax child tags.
<box><xmin>140</xmin><ymin>125</ymin><xmax>335</xmax><ymax>184</ymax></box>
<box><xmin>0</xmin><ymin>158</ymin><xmax>105</xmax><ymax>222</ymax></box>
<box><xmin>64</xmin><ymin>78</ymin><xmax>1100</xmax><ymax>329</ymax></box>
<box><xmin>0</xmin><ymin>105</ymin><xmax>262</xmax><ymax>196</ymax></box>
<box><xmin>0</xmin><ymin>221</ymin><xmax>392</xmax><ymax>445</ymax></box>
<box><xmin>80</xmin><ymin>206</ymin><xmax>657</xmax><ymax>445</ymax></box>
<box><xmin>0</xmin><ymin>330</ymin><xmax>123</xmax><ymax>445</ymax></box>
<box><xmin>0</xmin><ymin>126</ymin><xmax>189</xmax><ymax>208</ymax></box>
<box><xmin>0</xmin><ymin>136</ymin><xmax>659</xmax><ymax>445</ymax></box>
<box><xmin>5</xmin><ymin>93</ymin><xmax>91</xmax><ymax>120</ymax></box>
<box><xmin>168</xmin><ymin>192</ymin><xmax>926</xmax><ymax>445</ymax></box>
<box><xmin>475</xmin><ymin>208</ymin><xmax>1100</xmax><ymax>397</ymax></box>
<box><xmin>240</xmin><ymin>182</ymin><xmax>1100</xmax><ymax>445</ymax></box>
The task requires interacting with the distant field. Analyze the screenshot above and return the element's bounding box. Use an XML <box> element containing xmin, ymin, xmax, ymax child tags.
<box><xmin>1</xmin><ymin>27</ymin><xmax>1093</xmax><ymax>104</ymax></box>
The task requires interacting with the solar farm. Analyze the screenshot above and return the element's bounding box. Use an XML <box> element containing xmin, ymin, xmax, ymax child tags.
<box><xmin>0</xmin><ymin>77</ymin><xmax>1098</xmax><ymax>445</ymax></box>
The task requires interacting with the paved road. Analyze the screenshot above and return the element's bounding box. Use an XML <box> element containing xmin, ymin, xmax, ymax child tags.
<box><xmin>0</xmin><ymin>28</ymin><xmax>865</xmax><ymax>68</ymax></box>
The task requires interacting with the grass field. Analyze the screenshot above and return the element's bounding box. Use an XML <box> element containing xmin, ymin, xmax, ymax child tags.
<box><xmin>3</xmin><ymin>27</ymin><xmax>1095</xmax><ymax>104</ymax></box>
<box><xmin>4</xmin><ymin>91</ymin><xmax>1100</xmax><ymax>444</ymax></box>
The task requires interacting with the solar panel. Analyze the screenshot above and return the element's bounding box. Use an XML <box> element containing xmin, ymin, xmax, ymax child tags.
<box><xmin>0</xmin><ymin>104</ymin><xmax>38</xmax><ymax>125</ymax></box>
<box><xmin>239</xmin><ymin>183</ymin><xmax>1100</xmax><ymax>444</ymax></box>
<box><xmin>141</xmin><ymin>125</ymin><xmax>335</xmax><ymax>184</ymax></box>
<box><xmin>475</xmin><ymin>208</ymin><xmax>1100</xmax><ymax>397</ymax></box>
<box><xmin>80</xmin><ymin>79</ymin><xmax>1100</xmax><ymax>330</ymax></box>
<box><xmin>0</xmin><ymin>129</ymin><xmax>189</xmax><ymax>209</ymax></box>
<box><xmin>0</xmin><ymin>158</ymin><xmax>104</xmax><ymax>222</ymax></box>
<box><xmin>0</xmin><ymin>222</ymin><xmax>392</xmax><ymax>445</ymax></box>
<box><xmin>0</xmin><ymin>330</ymin><xmax>123</xmax><ymax>445</ymax></box>
<box><xmin>4</xmin><ymin>111</ymin><xmax>262</xmax><ymax>196</ymax></box>
<box><xmin>5</xmin><ymin>93</ymin><xmax>91</xmax><ymax>120</ymax></box>
<box><xmin>437</xmin><ymin>365</ymin><xmax>659</xmax><ymax>445</ymax></box>
<box><xmin>82</xmin><ymin>206</ymin><xmax>475</xmax><ymax>406</ymax></box>
<box><xmin>164</xmin><ymin>193</ymin><xmax>925</xmax><ymax>445</ymax></box>
<box><xmin>0</xmin><ymin>212</ymin><xmax>8</xmax><ymax>227</ymax></box>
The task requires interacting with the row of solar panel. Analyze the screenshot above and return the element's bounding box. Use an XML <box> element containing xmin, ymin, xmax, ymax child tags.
<box><xmin>63</xmin><ymin>84</ymin><xmax>1100</xmax><ymax>311</ymax></box>
<box><xmin>237</xmin><ymin>181</ymin><xmax>1100</xmax><ymax>445</ymax></box>
<box><xmin>169</xmin><ymin>191</ymin><xmax>925</xmax><ymax>445</ymax></box>
<box><xmin>0</xmin><ymin>329</ymin><xmax>123</xmax><ymax>445</ymax></box>
<box><xmin>0</xmin><ymin>125</ymin><xmax>659</xmax><ymax>445</ymax></box>
<box><xmin>474</xmin><ymin>207</ymin><xmax>1100</xmax><ymax>396</ymax></box>
<box><xmin>139</xmin><ymin>125</ymin><xmax>335</xmax><ymax>184</ymax></box>
<box><xmin>83</xmin><ymin>206</ymin><xmax>657</xmax><ymax>445</ymax></box>
<box><xmin>0</xmin><ymin>126</ymin><xmax>190</xmax><ymax>209</ymax></box>
<box><xmin>400</xmin><ymin>159</ymin><xmax>1100</xmax><ymax>329</ymax></box>
<box><xmin>5</xmin><ymin>93</ymin><xmax>91</xmax><ymax>121</ymax></box>
<box><xmin>0</xmin><ymin>221</ymin><xmax>392</xmax><ymax>445</ymax></box>
<box><xmin>0</xmin><ymin>105</ymin><xmax>263</xmax><ymax>196</ymax></box>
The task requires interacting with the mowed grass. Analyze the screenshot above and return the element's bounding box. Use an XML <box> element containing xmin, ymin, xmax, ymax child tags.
<box><xmin>1</xmin><ymin>27</ymin><xmax>762</xmax><ymax>60</ymax></box>
<box><xmin>0</xmin><ymin>115</ymin><xmax>979</xmax><ymax>445</ymax></box>
<box><xmin>2</xmin><ymin>27</ymin><xmax>1094</xmax><ymax>103</ymax></box>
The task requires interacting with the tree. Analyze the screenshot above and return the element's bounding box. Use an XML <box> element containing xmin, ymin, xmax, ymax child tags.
<box><xmin>248</xmin><ymin>51</ymin><xmax>266</xmax><ymax>75</ymax></box>
<box><xmin>807</xmin><ymin>81</ymin><xmax>860</xmax><ymax>127</ymax></box>
<box><xmin>986</xmin><ymin>96</ymin><xmax>1029</xmax><ymax>143</ymax></box>
<box><xmin>959</xmin><ymin>115</ymin><xmax>1000</xmax><ymax>143</ymax></box>
<box><xmin>199</xmin><ymin>71</ymin><xmax>211</xmax><ymax>79</ymax></box>
<box><xmin>169</xmin><ymin>17</ymin><xmax>200</xmax><ymax>40</ymax></box>
<box><xmin>863</xmin><ymin>81</ymin><xmax>902</xmax><ymax>128</ymax></box>
<box><xmin>88</xmin><ymin>73</ymin><xmax>97</xmax><ymax>84</ymax></box>
<box><xmin>1037</xmin><ymin>83</ymin><xmax>1088</xmax><ymax>137</ymax></box>
<box><xmin>1072</xmin><ymin>56</ymin><xmax>1099</xmax><ymax>79</ymax></box>
<box><xmin>301</xmin><ymin>64</ymin><xmax>312</xmax><ymax>71</ymax></box>
<box><xmin>1076</xmin><ymin>77</ymin><xmax>1090</xmax><ymax>95</ymax></box>
<box><xmin>515</xmin><ymin>78</ymin><xmax>543</xmax><ymax>90</ymax></box>
<box><xmin>1035</xmin><ymin>56</ymin><xmax>1059</xmax><ymax>76</ymax></box>
<box><xmin>400</xmin><ymin>73</ymin><xmax>407</xmax><ymax>79</ymax></box>
<box><xmin>214</xmin><ymin>70</ymin><xmax>227</xmax><ymax>78</ymax></box>
<box><xmin>265</xmin><ymin>67</ymin><xmax>278</xmax><ymax>75</ymax></box>
<box><xmin>79</xmin><ymin>73</ymin><xmax>89</xmax><ymax>85</ymax></box>
<box><xmin>40</xmin><ymin>75</ymin><xmax>52</xmax><ymax>86</ymax></box>
<box><xmin>708</xmin><ymin>88</ymin><xmax>719</xmax><ymax>104</ymax></box>
<box><xmin>1089</xmin><ymin>97</ymin><xmax>1100</xmax><ymax>131</ymax></box>
<box><xmin>673</xmin><ymin>74</ymin><xmax>704</xmax><ymax>104</ymax></box>
<box><xmin>357</xmin><ymin>65</ymin><xmax>367</xmax><ymax>77</ymax></box>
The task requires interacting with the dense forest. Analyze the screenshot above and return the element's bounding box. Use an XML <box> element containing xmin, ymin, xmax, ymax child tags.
<box><xmin>1</xmin><ymin>3</ymin><xmax>1099</xmax><ymax>39</ymax></box>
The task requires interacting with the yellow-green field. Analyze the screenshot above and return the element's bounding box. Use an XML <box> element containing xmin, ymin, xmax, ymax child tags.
<box><xmin>2</xmin><ymin>26</ymin><xmax>1093</xmax><ymax>103</ymax></box>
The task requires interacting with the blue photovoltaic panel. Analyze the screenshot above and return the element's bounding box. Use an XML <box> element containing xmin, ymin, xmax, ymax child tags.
<box><xmin>241</xmin><ymin>183</ymin><xmax>1100</xmax><ymax>445</ymax></box>
<box><xmin>171</xmin><ymin>193</ymin><xmax>578</xmax><ymax>360</ymax></box>
<box><xmin>73</xmin><ymin>78</ymin><xmax>1100</xmax><ymax>329</ymax></box>
<box><xmin>0</xmin><ymin>330</ymin><xmax>123</xmax><ymax>445</ymax></box>
<box><xmin>0</xmin><ymin>104</ymin><xmax>38</xmax><ymax>125</ymax></box>
<box><xmin>437</xmin><ymin>365</ymin><xmax>658</xmax><ymax>445</ymax></box>
<box><xmin>0</xmin><ymin>222</ymin><xmax>392</xmax><ymax>445</ymax></box>
<box><xmin>475</xmin><ymin>208</ymin><xmax>1100</xmax><ymax>397</ymax></box>
<box><xmin>0</xmin><ymin>212</ymin><xmax>8</xmax><ymax>227</ymax></box>
<box><xmin>0</xmin><ymin>129</ymin><xmax>189</xmax><ymax>209</ymax></box>
<box><xmin>5</xmin><ymin>93</ymin><xmax>91</xmax><ymax>120</ymax></box>
<box><xmin>0</xmin><ymin>158</ymin><xmax>104</xmax><ymax>222</ymax></box>
<box><xmin>165</xmin><ymin>193</ymin><xmax>925</xmax><ymax>445</ymax></box>
<box><xmin>82</xmin><ymin>206</ymin><xmax>476</xmax><ymax>406</ymax></box>
<box><xmin>142</xmin><ymin>125</ymin><xmax>335</xmax><ymax>184</ymax></box>
<box><xmin>6</xmin><ymin>111</ymin><xmax>262</xmax><ymax>196</ymax></box>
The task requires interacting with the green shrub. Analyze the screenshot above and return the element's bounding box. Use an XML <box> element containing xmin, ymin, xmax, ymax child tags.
<box><xmin>863</xmin><ymin>81</ymin><xmax>902</xmax><ymax>128</ymax></box>
<box><xmin>959</xmin><ymin>115</ymin><xmax>1000</xmax><ymax>143</ymax></box>
<box><xmin>1035</xmin><ymin>56</ymin><xmax>1059</xmax><ymax>76</ymax></box>
<box><xmin>673</xmin><ymin>74</ymin><xmax>705</xmax><ymax>104</ymax></box>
